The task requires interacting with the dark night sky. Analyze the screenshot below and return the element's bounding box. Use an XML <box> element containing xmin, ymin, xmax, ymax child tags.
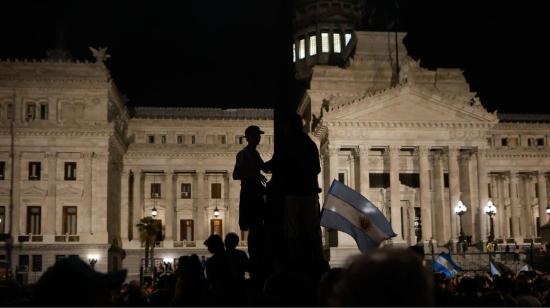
<box><xmin>1</xmin><ymin>1</ymin><xmax>548</xmax><ymax>113</ymax></box>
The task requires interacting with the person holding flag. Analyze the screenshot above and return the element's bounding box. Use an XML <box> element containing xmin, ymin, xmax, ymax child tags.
<box><xmin>432</xmin><ymin>252</ymin><xmax>462</xmax><ymax>278</ymax></box>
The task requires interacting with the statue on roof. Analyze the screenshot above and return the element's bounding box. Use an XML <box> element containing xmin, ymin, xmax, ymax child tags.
<box><xmin>88</xmin><ymin>47</ymin><xmax>111</xmax><ymax>63</ymax></box>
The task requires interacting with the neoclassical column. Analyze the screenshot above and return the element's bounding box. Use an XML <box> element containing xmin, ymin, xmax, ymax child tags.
<box><xmin>358</xmin><ymin>145</ymin><xmax>370</xmax><ymax>198</ymax></box>
<box><xmin>388</xmin><ymin>145</ymin><xmax>402</xmax><ymax>241</ymax></box>
<box><xmin>521</xmin><ymin>174</ymin><xmax>534</xmax><ymax>238</ymax></box>
<box><xmin>195</xmin><ymin>170</ymin><xmax>206</xmax><ymax>242</ymax></box>
<box><xmin>45</xmin><ymin>152</ymin><xmax>56</xmax><ymax>236</ymax></box>
<box><xmin>448</xmin><ymin>146</ymin><xmax>460</xmax><ymax>241</ymax></box>
<box><xmin>228</xmin><ymin>171</ymin><xmax>240</xmax><ymax>235</ymax></box>
<box><xmin>120</xmin><ymin>169</ymin><xmax>129</xmax><ymax>242</ymax></box>
<box><xmin>418</xmin><ymin>145</ymin><xmax>433</xmax><ymax>241</ymax></box>
<box><xmin>327</xmin><ymin>144</ymin><xmax>339</xmax><ymax>188</ymax></box>
<box><xmin>82</xmin><ymin>152</ymin><xmax>93</xmax><ymax>234</ymax></box>
<box><xmin>12</xmin><ymin>152</ymin><xmax>21</xmax><ymax>236</ymax></box>
<box><xmin>476</xmin><ymin>149</ymin><xmax>489</xmax><ymax>242</ymax></box>
<box><xmin>538</xmin><ymin>172</ymin><xmax>548</xmax><ymax>226</ymax></box>
<box><xmin>432</xmin><ymin>151</ymin><xmax>446</xmax><ymax>243</ymax></box>
<box><xmin>349</xmin><ymin>153</ymin><xmax>356</xmax><ymax>189</ymax></box>
<box><xmin>496</xmin><ymin>174</ymin><xmax>507</xmax><ymax>238</ymax></box>
<box><xmin>132</xmin><ymin>169</ymin><xmax>143</xmax><ymax>241</ymax></box>
<box><xmin>164</xmin><ymin>170</ymin><xmax>175</xmax><ymax>242</ymax></box>
<box><xmin>510</xmin><ymin>172</ymin><xmax>521</xmax><ymax>239</ymax></box>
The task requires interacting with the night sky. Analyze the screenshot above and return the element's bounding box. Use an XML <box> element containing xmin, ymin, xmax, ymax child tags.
<box><xmin>1</xmin><ymin>1</ymin><xmax>548</xmax><ymax>113</ymax></box>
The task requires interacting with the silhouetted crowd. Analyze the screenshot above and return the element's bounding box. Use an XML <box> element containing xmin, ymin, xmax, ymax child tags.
<box><xmin>4</xmin><ymin>242</ymin><xmax>550</xmax><ymax>306</ymax></box>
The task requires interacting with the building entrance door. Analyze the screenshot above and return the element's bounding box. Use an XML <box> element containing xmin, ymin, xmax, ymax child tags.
<box><xmin>210</xmin><ymin>219</ymin><xmax>222</xmax><ymax>236</ymax></box>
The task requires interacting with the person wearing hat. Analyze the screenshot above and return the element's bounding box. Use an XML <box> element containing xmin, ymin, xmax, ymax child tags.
<box><xmin>233</xmin><ymin>125</ymin><xmax>267</xmax><ymax>284</ymax></box>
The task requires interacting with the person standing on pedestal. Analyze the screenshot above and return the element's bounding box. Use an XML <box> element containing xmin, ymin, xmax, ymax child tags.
<box><xmin>233</xmin><ymin>125</ymin><xmax>267</xmax><ymax>284</ymax></box>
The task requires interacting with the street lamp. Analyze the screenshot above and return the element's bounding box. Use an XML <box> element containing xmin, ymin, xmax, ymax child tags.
<box><xmin>546</xmin><ymin>205</ymin><xmax>550</xmax><ymax>215</ymax></box>
<box><xmin>151</xmin><ymin>206</ymin><xmax>158</xmax><ymax>218</ymax></box>
<box><xmin>484</xmin><ymin>200</ymin><xmax>497</xmax><ymax>243</ymax></box>
<box><xmin>454</xmin><ymin>200</ymin><xmax>467</xmax><ymax>243</ymax></box>
<box><xmin>88</xmin><ymin>254</ymin><xmax>99</xmax><ymax>270</ymax></box>
<box><xmin>213</xmin><ymin>206</ymin><xmax>220</xmax><ymax>218</ymax></box>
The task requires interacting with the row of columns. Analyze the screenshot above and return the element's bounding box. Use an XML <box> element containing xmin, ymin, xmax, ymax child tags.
<box><xmin>120</xmin><ymin>170</ymin><xmax>238</xmax><ymax>245</ymax></box>
<box><xmin>322</xmin><ymin>144</ymin><xmax>547</xmax><ymax>245</ymax></box>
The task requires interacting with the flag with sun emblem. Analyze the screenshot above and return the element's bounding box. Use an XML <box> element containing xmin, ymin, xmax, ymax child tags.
<box><xmin>320</xmin><ymin>180</ymin><xmax>396</xmax><ymax>252</ymax></box>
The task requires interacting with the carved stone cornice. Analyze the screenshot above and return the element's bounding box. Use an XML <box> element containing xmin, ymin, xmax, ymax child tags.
<box><xmin>5</xmin><ymin>129</ymin><xmax>112</xmax><ymax>138</ymax></box>
<box><xmin>324</xmin><ymin>120</ymin><xmax>495</xmax><ymax>130</ymax></box>
<box><xmin>486</xmin><ymin>151</ymin><xmax>550</xmax><ymax>159</ymax></box>
<box><xmin>125</xmin><ymin>151</ymin><xmax>273</xmax><ymax>159</ymax></box>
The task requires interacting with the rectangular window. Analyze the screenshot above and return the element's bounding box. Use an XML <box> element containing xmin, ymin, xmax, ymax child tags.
<box><xmin>298</xmin><ymin>38</ymin><xmax>305</xmax><ymax>59</ymax></box>
<box><xmin>338</xmin><ymin>172</ymin><xmax>346</xmax><ymax>184</ymax></box>
<box><xmin>321</xmin><ymin>32</ymin><xmax>329</xmax><ymax>52</ymax></box>
<box><xmin>32</xmin><ymin>255</ymin><xmax>42</xmax><ymax>272</ymax></box>
<box><xmin>292</xmin><ymin>43</ymin><xmax>296</xmax><ymax>62</ymax></box>
<box><xmin>161</xmin><ymin>135</ymin><xmax>166</xmax><ymax>144</ymax></box>
<box><xmin>148</xmin><ymin>135</ymin><xmax>155</xmax><ymax>144</ymax></box>
<box><xmin>528</xmin><ymin>138</ymin><xmax>533</xmax><ymax>147</ymax></box>
<box><xmin>210</xmin><ymin>219</ymin><xmax>222</xmax><ymax>235</ymax></box>
<box><xmin>333</xmin><ymin>33</ymin><xmax>341</xmax><ymax>53</ymax></box>
<box><xmin>27</xmin><ymin>206</ymin><xmax>41</xmax><ymax>234</ymax></box>
<box><xmin>218</xmin><ymin>135</ymin><xmax>226</xmax><ymax>144</ymax></box>
<box><xmin>236</xmin><ymin>135</ymin><xmax>246</xmax><ymax>145</ymax></box>
<box><xmin>7</xmin><ymin>103</ymin><xmax>13</xmax><ymax>120</ymax></box>
<box><xmin>211</xmin><ymin>183</ymin><xmax>222</xmax><ymax>199</ymax></box>
<box><xmin>181</xmin><ymin>183</ymin><xmax>192</xmax><ymax>199</ymax></box>
<box><xmin>64</xmin><ymin>162</ymin><xmax>77</xmax><ymax>180</ymax></box>
<box><xmin>62</xmin><ymin>206</ymin><xmax>77</xmax><ymax>235</ymax></box>
<box><xmin>399</xmin><ymin>173</ymin><xmax>420</xmax><ymax>188</ymax></box>
<box><xmin>535</xmin><ymin>183</ymin><xmax>539</xmax><ymax>198</ymax></box>
<box><xmin>537</xmin><ymin>138</ymin><xmax>545</xmax><ymax>146</ymax></box>
<box><xmin>0</xmin><ymin>161</ymin><xmax>5</xmax><ymax>180</ymax></box>
<box><xmin>180</xmin><ymin>219</ymin><xmax>194</xmax><ymax>241</ymax></box>
<box><xmin>309</xmin><ymin>35</ymin><xmax>317</xmax><ymax>55</ymax></box>
<box><xmin>0</xmin><ymin>206</ymin><xmax>5</xmax><ymax>233</ymax></box>
<box><xmin>443</xmin><ymin>173</ymin><xmax>449</xmax><ymax>188</ymax></box>
<box><xmin>26</xmin><ymin>103</ymin><xmax>36</xmax><ymax>121</ymax></box>
<box><xmin>345</xmin><ymin>33</ymin><xmax>352</xmax><ymax>45</ymax></box>
<box><xmin>369</xmin><ymin>173</ymin><xmax>390</xmax><ymax>188</ymax></box>
<box><xmin>151</xmin><ymin>183</ymin><xmax>161</xmax><ymax>198</ymax></box>
<box><xmin>177</xmin><ymin>135</ymin><xmax>183</xmax><ymax>144</ymax></box>
<box><xmin>39</xmin><ymin>103</ymin><xmax>48</xmax><ymax>120</ymax></box>
<box><xmin>28</xmin><ymin>162</ymin><xmax>41</xmax><ymax>180</ymax></box>
<box><xmin>501</xmin><ymin>138</ymin><xmax>508</xmax><ymax>146</ymax></box>
<box><xmin>488</xmin><ymin>183</ymin><xmax>492</xmax><ymax>198</ymax></box>
<box><xmin>18</xmin><ymin>255</ymin><xmax>29</xmax><ymax>272</ymax></box>
<box><xmin>190</xmin><ymin>135</ymin><xmax>196</xmax><ymax>144</ymax></box>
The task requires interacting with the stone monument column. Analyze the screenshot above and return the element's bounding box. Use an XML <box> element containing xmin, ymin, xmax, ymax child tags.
<box><xmin>432</xmin><ymin>151</ymin><xmax>446</xmax><ymax>243</ymax></box>
<box><xmin>538</xmin><ymin>172</ymin><xmax>548</xmax><ymax>226</ymax></box>
<box><xmin>45</xmin><ymin>152</ymin><xmax>57</xmax><ymax>237</ymax></box>
<box><xmin>477</xmin><ymin>149</ymin><xmax>489</xmax><ymax>242</ymax></box>
<box><xmin>195</xmin><ymin>170</ymin><xmax>206</xmax><ymax>242</ymax></box>
<box><xmin>389</xmin><ymin>145</ymin><xmax>402</xmax><ymax>242</ymax></box>
<box><xmin>82</xmin><ymin>152</ymin><xmax>93</xmax><ymax>234</ymax></box>
<box><xmin>120</xmin><ymin>169</ymin><xmax>129</xmax><ymax>242</ymax></box>
<box><xmin>448</xmin><ymin>146</ymin><xmax>460</xmax><ymax>241</ymax></box>
<box><xmin>132</xmin><ymin>170</ymin><xmax>143</xmax><ymax>241</ymax></box>
<box><xmin>418</xmin><ymin>145</ymin><xmax>433</xmax><ymax>242</ymax></box>
<box><xmin>164</xmin><ymin>170</ymin><xmax>175</xmax><ymax>244</ymax></box>
<box><xmin>510</xmin><ymin>172</ymin><xmax>521</xmax><ymax>240</ymax></box>
<box><xmin>358</xmin><ymin>145</ymin><xmax>370</xmax><ymax>198</ymax></box>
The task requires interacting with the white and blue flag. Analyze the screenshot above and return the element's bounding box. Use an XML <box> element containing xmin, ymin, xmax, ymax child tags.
<box><xmin>489</xmin><ymin>259</ymin><xmax>502</xmax><ymax>277</ymax></box>
<box><xmin>320</xmin><ymin>180</ymin><xmax>396</xmax><ymax>252</ymax></box>
<box><xmin>432</xmin><ymin>252</ymin><xmax>462</xmax><ymax>278</ymax></box>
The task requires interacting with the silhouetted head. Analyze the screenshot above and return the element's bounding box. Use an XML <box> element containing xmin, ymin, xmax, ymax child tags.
<box><xmin>281</xmin><ymin>113</ymin><xmax>304</xmax><ymax>137</ymax></box>
<box><xmin>330</xmin><ymin>247</ymin><xmax>434</xmax><ymax>306</ymax></box>
<box><xmin>204</xmin><ymin>234</ymin><xmax>225</xmax><ymax>254</ymax></box>
<box><xmin>245</xmin><ymin>125</ymin><xmax>263</xmax><ymax>146</ymax></box>
<box><xmin>224</xmin><ymin>232</ymin><xmax>240</xmax><ymax>250</ymax></box>
<box><xmin>32</xmin><ymin>256</ymin><xmax>126</xmax><ymax>306</ymax></box>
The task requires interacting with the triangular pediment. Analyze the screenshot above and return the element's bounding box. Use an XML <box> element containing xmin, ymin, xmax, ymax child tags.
<box><xmin>22</xmin><ymin>185</ymin><xmax>48</xmax><ymax>196</ymax></box>
<box><xmin>325</xmin><ymin>84</ymin><xmax>498</xmax><ymax>123</ymax></box>
<box><xmin>56</xmin><ymin>184</ymin><xmax>83</xmax><ymax>197</ymax></box>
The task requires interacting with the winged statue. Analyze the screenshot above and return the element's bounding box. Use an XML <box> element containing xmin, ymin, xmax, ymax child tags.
<box><xmin>88</xmin><ymin>47</ymin><xmax>111</xmax><ymax>63</ymax></box>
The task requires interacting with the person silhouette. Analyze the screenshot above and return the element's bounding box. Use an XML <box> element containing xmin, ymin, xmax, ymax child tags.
<box><xmin>225</xmin><ymin>232</ymin><xmax>250</xmax><ymax>306</ymax></box>
<box><xmin>233</xmin><ymin>125</ymin><xmax>267</xmax><ymax>283</ymax></box>
<box><xmin>264</xmin><ymin>113</ymin><xmax>326</xmax><ymax>280</ymax></box>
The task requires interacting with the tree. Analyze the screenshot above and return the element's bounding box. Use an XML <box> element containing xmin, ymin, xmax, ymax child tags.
<box><xmin>137</xmin><ymin>216</ymin><xmax>160</xmax><ymax>272</ymax></box>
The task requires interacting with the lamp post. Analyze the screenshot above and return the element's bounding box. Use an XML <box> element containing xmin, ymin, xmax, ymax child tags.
<box><xmin>484</xmin><ymin>200</ymin><xmax>497</xmax><ymax>243</ymax></box>
<box><xmin>88</xmin><ymin>255</ymin><xmax>99</xmax><ymax>270</ymax></box>
<box><xmin>151</xmin><ymin>206</ymin><xmax>158</xmax><ymax>218</ymax></box>
<box><xmin>454</xmin><ymin>200</ymin><xmax>467</xmax><ymax>243</ymax></box>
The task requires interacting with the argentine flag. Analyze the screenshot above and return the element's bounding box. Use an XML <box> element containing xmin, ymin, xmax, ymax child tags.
<box><xmin>320</xmin><ymin>180</ymin><xmax>396</xmax><ymax>252</ymax></box>
<box><xmin>432</xmin><ymin>252</ymin><xmax>462</xmax><ymax>278</ymax></box>
<box><xmin>489</xmin><ymin>259</ymin><xmax>502</xmax><ymax>277</ymax></box>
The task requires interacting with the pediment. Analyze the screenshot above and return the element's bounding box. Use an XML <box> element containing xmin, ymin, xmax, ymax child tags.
<box><xmin>56</xmin><ymin>184</ymin><xmax>83</xmax><ymax>197</ymax></box>
<box><xmin>22</xmin><ymin>185</ymin><xmax>48</xmax><ymax>196</ymax></box>
<box><xmin>325</xmin><ymin>85</ymin><xmax>498</xmax><ymax>124</ymax></box>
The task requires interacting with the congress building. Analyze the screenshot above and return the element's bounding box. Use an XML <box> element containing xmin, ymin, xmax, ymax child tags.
<box><xmin>2</xmin><ymin>0</ymin><xmax>550</xmax><ymax>281</ymax></box>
